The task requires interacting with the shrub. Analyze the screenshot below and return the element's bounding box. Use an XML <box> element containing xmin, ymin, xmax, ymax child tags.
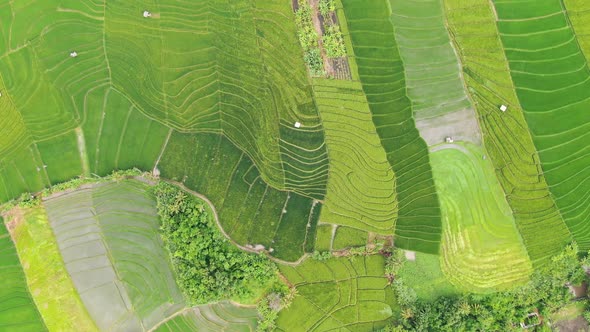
<box><xmin>304</xmin><ymin>48</ymin><xmax>324</xmax><ymax>76</ymax></box>
<box><xmin>322</xmin><ymin>25</ymin><xmax>346</xmax><ymax>58</ymax></box>
<box><xmin>295</xmin><ymin>1</ymin><xmax>318</xmax><ymax>51</ymax></box>
<box><xmin>319</xmin><ymin>0</ymin><xmax>336</xmax><ymax>18</ymax></box>
<box><xmin>153</xmin><ymin>182</ymin><xmax>278</xmax><ymax>304</ymax></box>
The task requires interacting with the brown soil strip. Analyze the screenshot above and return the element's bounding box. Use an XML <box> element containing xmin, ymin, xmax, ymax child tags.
<box><xmin>308</xmin><ymin>0</ymin><xmax>335</xmax><ymax>77</ymax></box>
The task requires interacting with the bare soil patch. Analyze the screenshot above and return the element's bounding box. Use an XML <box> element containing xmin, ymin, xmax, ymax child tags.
<box><xmin>2</xmin><ymin>207</ymin><xmax>25</xmax><ymax>239</ymax></box>
<box><xmin>554</xmin><ymin>317</ymin><xmax>589</xmax><ymax>332</ymax></box>
<box><xmin>416</xmin><ymin>107</ymin><xmax>482</xmax><ymax>146</ymax></box>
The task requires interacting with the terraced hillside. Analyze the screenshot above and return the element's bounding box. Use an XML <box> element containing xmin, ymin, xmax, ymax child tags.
<box><xmin>44</xmin><ymin>180</ymin><xmax>185</xmax><ymax>331</ymax></box>
<box><xmin>313</xmin><ymin>79</ymin><xmax>397</xmax><ymax>234</ymax></box>
<box><xmin>0</xmin><ymin>0</ymin><xmax>328</xmax><ymax>263</ymax></box>
<box><xmin>444</xmin><ymin>0</ymin><xmax>572</xmax><ymax>265</ymax></box>
<box><xmin>494</xmin><ymin>0</ymin><xmax>590</xmax><ymax>249</ymax></box>
<box><xmin>341</xmin><ymin>0</ymin><xmax>442</xmax><ymax>253</ymax></box>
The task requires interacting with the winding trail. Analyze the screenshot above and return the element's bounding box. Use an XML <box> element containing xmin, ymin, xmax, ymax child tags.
<box><xmin>162</xmin><ymin>179</ymin><xmax>309</xmax><ymax>267</ymax></box>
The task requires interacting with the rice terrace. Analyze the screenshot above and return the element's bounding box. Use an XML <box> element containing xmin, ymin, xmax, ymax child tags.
<box><xmin>1</xmin><ymin>0</ymin><xmax>590</xmax><ymax>331</ymax></box>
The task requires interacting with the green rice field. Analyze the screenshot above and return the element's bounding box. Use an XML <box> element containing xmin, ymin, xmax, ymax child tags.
<box><xmin>0</xmin><ymin>0</ymin><xmax>589</xmax><ymax>330</ymax></box>
<box><xmin>0</xmin><ymin>220</ymin><xmax>46</xmax><ymax>332</ymax></box>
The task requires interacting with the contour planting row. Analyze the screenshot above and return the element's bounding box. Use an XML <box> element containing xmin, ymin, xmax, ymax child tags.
<box><xmin>493</xmin><ymin>0</ymin><xmax>590</xmax><ymax>249</ymax></box>
<box><xmin>158</xmin><ymin>132</ymin><xmax>320</xmax><ymax>262</ymax></box>
<box><xmin>432</xmin><ymin>144</ymin><xmax>532</xmax><ymax>292</ymax></box>
<box><xmin>313</xmin><ymin>79</ymin><xmax>397</xmax><ymax>234</ymax></box>
<box><xmin>443</xmin><ymin>0</ymin><xmax>572</xmax><ymax>265</ymax></box>
<box><xmin>106</xmin><ymin>0</ymin><xmax>329</xmax><ymax>198</ymax></box>
<box><xmin>276</xmin><ymin>256</ymin><xmax>396</xmax><ymax>331</ymax></box>
<box><xmin>155</xmin><ymin>302</ymin><xmax>258</xmax><ymax>332</ymax></box>
<box><xmin>0</xmin><ymin>0</ymin><xmax>329</xmax><ymax>206</ymax></box>
<box><xmin>341</xmin><ymin>0</ymin><xmax>442</xmax><ymax>253</ymax></box>
<box><xmin>389</xmin><ymin>0</ymin><xmax>472</xmax><ymax>120</ymax></box>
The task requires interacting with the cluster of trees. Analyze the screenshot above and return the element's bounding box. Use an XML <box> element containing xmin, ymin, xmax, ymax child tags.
<box><xmin>383</xmin><ymin>244</ymin><xmax>589</xmax><ymax>331</ymax></box>
<box><xmin>295</xmin><ymin>0</ymin><xmax>324</xmax><ymax>76</ymax></box>
<box><xmin>153</xmin><ymin>182</ymin><xmax>278</xmax><ymax>304</ymax></box>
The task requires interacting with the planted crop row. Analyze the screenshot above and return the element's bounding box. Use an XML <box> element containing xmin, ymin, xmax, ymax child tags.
<box><xmin>276</xmin><ymin>256</ymin><xmax>396</xmax><ymax>331</ymax></box>
<box><xmin>341</xmin><ymin>0</ymin><xmax>442</xmax><ymax>254</ymax></box>
<box><xmin>443</xmin><ymin>0</ymin><xmax>572</xmax><ymax>265</ymax></box>
<box><xmin>44</xmin><ymin>180</ymin><xmax>185</xmax><ymax>331</ymax></box>
<box><xmin>492</xmin><ymin>0</ymin><xmax>590</xmax><ymax>249</ymax></box>
<box><xmin>390</xmin><ymin>0</ymin><xmax>472</xmax><ymax>120</ymax></box>
<box><xmin>313</xmin><ymin>79</ymin><xmax>397</xmax><ymax>234</ymax></box>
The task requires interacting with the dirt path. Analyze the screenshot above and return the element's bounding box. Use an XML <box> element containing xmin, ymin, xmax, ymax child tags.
<box><xmin>153</xmin><ymin>128</ymin><xmax>173</xmax><ymax>171</ymax></box>
<box><xmin>164</xmin><ymin>179</ymin><xmax>309</xmax><ymax>267</ymax></box>
<box><xmin>75</xmin><ymin>127</ymin><xmax>91</xmax><ymax>177</ymax></box>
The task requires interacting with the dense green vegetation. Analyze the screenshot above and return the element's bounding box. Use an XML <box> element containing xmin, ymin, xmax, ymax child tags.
<box><xmin>154</xmin><ymin>182</ymin><xmax>278</xmax><ymax>304</ymax></box>
<box><xmin>342</xmin><ymin>0</ymin><xmax>442</xmax><ymax>253</ymax></box>
<box><xmin>386</xmin><ymin>244</ymin><xmax>589</xmax><ymax>331</ymax></box>
<box><xmin>2</xmin><ymin>0</ymin><xmax>590</xmax><ymax>330</ymax></box>
<box><xmin>158</xmin><ymin>133</ymin><xmax>321</xmax><ymax>262</ymax></box>
<box><xmin>295</xmin><ymin>0</ymin><xmax>324</xmax><ymax>76</ymax></box>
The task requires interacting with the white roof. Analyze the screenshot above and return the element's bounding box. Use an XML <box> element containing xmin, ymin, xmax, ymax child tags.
<box><xmin>70</xmin><ymin>51</ymin><xmax>78</xmax><ymax>57</ymax></box>
<box><xmin>143</xmin><ymin>11</ymin><xmax>151</xmax><ymax>17</ymax></box>
<box><xmin>500</xmin><ymin>104</ymin><xmax>507</xmax><ymax>112</ymax></box>
<box><xmin>294</xmin><ymin>121</ymin><xmax>301</xmax><ymax>128</ymax></box>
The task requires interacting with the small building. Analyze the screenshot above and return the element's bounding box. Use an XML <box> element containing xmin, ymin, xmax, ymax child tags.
<box><xmin>500</xmin><ymin>104</ymin><xmax>507</xmax><ymax>112</ymax></box>
<box><xmin>143</xmin><ymin>11</ymin><xmax>152</xmax><ymax>18</ymax></box>
<box><xmin>445</xmin><ymin>136</ymin><xmax>454</xmax><ymax>143</ymax></box>
<box><xmin>294</xmin><ymin>121</ymin><xmax>301</xmax><ymax>128</ymax></box>
<box><xmin>70</xmin><ymin>51</ymin><xmax>78</xmax><ymax>58</ymax></box>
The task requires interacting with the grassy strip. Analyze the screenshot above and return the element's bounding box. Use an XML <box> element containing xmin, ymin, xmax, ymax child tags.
<box><xmin>7</xmin><ymin>207</ymin><xmax>97</xmax><ymax>331</ymax></box>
